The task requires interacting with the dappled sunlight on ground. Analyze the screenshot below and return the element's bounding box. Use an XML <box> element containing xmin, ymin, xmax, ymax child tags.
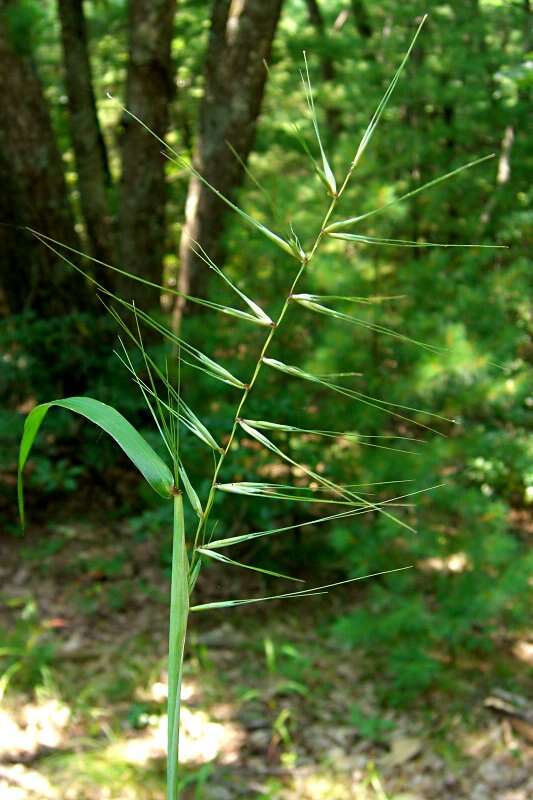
<box><xmin>0</xmin><ymin>764</ymin><xmax>57</xmax><ymax>800</ymax></box>
<box><xmin>0</xmin><ymin>517</ymin><xmax>531</xmax><ymax>799</ymax></box>
<box><xmin>108</xmin><ymin>679</ymin><xmax>244</xmax><ymax>767</ymax></box>
<box><xmin>1</xmin><ymin>653</ymin><xmax>532</xmax><ymax>800</ymax></box>
<box><xmin>0</xmin><ymin>698</ymin><xmax>70</xmax><ymax>760</ymax></box>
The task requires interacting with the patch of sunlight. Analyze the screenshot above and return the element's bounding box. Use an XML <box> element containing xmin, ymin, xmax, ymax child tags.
<box><xmin>0</xmin><ymin>764</ymin><xmax>58</xmax><ymax>800</ymax></box>
<box><xmin>134</xmin><ymin>677</ymin><xmax>243</xmax><ymax>765</ymax></box>
<box><xmin>512</xmin><ymin>641</ymin><xmax>533</xmax><ymax>666</ymax></box>
<box><xmin>107</xmin><ymin>705</ymin><xmax>243</xmax><ymax>767</ymax></box>
<box><xmin>417</xmin><ymin>552</ymin><xmax>470</xmax><ymax>574</ymax></box>
<box><xmin>0</xmin><ymin>697</ymin><xmax>70</xmax><ymax>761</ymax></box>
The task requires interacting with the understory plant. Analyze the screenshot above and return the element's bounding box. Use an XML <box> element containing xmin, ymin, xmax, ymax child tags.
<box><xmin>17</xmin><ymin>16</ymin><xmax>501</xmax><ymax>798</ymax></box>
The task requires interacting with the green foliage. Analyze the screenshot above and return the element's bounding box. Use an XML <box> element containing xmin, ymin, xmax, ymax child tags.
<box><xmin>0</xmin><ymin>597</ymin><xmax>55</xmax><ymax>697</ymax></box>
<box><xmin>349</xmin><ymin>705</ymin><xmax>396</xmax><ymax>744</ymax></box>
<box><xmin>28</xmin><ymin>456</ymin><xmax>84</xmax><ymax>495</ymax></box>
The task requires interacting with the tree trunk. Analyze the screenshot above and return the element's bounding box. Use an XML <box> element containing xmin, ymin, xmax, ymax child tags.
<box><xmin>0</xmin><ymin>5</ymin><xmax>90</xmax><ymax>316</ymax></box>
<box><xmin>119</xmin><ymin>0</ymin><xmax>177</xmax><ymax>308</ymax></box>
<box><xmin>57</xmin><ymin>0</ymin><xmax>115</xmax><ymax>277</ymax></box>
<box><xmin>175</xmin><ymin>0</ymin><xmax>283</xmax><ymax>323</ymax></box>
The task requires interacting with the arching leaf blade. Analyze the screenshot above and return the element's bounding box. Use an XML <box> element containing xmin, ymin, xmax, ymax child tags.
<box><xmin>18</xmin><ymin>397</ymin><xmax>174</xmax><ymax>525</ymax></box>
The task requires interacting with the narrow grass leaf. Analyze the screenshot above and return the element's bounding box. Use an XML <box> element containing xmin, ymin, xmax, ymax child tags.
<box><xmin>191</xmin><ymin>566</ymin><xmax>411</xmax><ymax>611</ymax></box>
<box><xmin>262</xmin><ymin>357</ymin><xmax>454</xmax><ymax>432</ymax></box>
<box><xmin>238</xmin><ymin>420</ymin><xmax>416</xmax><ymax>532</ymax></box>
<box><xmin>178</xmin><ymin>461</ymin><xmax>203</xmax><ymax>518</ymax></box>
<box><xmin>105</xmin><ymin>305</ymin><xmax>221</xmax><ymax>452</ymax></box>
<box><xmin>292</xmin><ymin>293</ymin><xmax>404</xmax><ymax>305</ymax></box>
<box><xmin>348</xmin><ymin>16</ymin><xmax>427</xmax><ymax>174</ymax></box>
<box><xmin>328</xmin><ymin>232</ymin><xmax>506</xmax><ymax>248</ymax></box>
<box><xmin>196</xmin><ymin>548</ymin><xmax>303</xmax><ymax>582</ymax></box>
<box><xmin>164</xmin><ymin>154</ymin><xmax>297</xmax><ymax>259</ymax></box>
<box><xmin>205</xmin><ymin>505</ymin><xmax>408</xmax><ymax>550</ymax></box>
<box><xmin>190</xmin><ymin>243</ymin><xmax>273</xmax><ymax>325</ymax></box>
<box><xmin>292</xmin><ymin>297</ymin><xmax>442</xmax><ymax>353</ymax></box>
<box><xmin>18</xmin><ymin>398</ymin><xmax>174</xmax><ymax>525</ymax></box>
<box><xmin>28</xmin><ymin>228</ymin><xmax>267</xmax><ymax>324</ymax></box>
<box><xmin>241</xmin><ymin>418</ymin><xmax>421</xmax><ymax>455</ymax></box>
<box><xmin>302</xmin><ymin>52</ymin><xmax>336</xmax><ymax>195</ymax></box>
<box><xmin>325</xmin><ymin>154</ymin><xmax>495</xmax><ymax>231</ymax></box>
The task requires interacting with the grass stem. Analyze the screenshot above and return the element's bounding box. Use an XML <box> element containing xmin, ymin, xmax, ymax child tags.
<box><xmin>168</xmin><ymin>492</ymin><xmax>189</xmax><ymax>800</ymax></box>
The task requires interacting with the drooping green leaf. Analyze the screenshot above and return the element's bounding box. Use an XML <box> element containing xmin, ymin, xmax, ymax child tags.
<box><xmin>18</xmin><ymin>397</ymin><xmax>174</xmax><ymax>525</ymax></box>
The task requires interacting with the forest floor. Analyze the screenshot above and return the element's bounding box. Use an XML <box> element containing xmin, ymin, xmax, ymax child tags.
<box><xmin>0</xmin><ymin>494</ymin><xmax>531</xmax><ymax>800</ymax></box>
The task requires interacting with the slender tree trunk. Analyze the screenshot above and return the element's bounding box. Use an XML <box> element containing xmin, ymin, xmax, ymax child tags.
<box><xmin>57</xmin><ymin>0</ymin><xmax>115</xmax><ymax>276</ymax></box>
<box><xmin>119</xmin><ymin>0</ymin><xmax>177</xmax><ymax>308</ymax></box>
<box><xmin>175</xmin><ymin>0</ymin><xmax>283</xmax><ymax>324</ymax></box>
<box><xmin>0</xmin><ymin>5</ymin><xmax>91</xmax><ymax>316</ymax></box>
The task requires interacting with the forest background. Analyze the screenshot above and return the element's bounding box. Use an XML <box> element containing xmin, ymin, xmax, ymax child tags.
<box><xmin>0</xmin><ymin>1</ymin><xmax>531</xmax><ymax>798</ymax></box>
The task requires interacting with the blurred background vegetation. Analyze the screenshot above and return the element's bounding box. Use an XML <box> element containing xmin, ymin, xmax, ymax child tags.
<box><xmin>0</xmin><ymin>1</ymin><xmax>531</xmax><ymax>798</ymax></box>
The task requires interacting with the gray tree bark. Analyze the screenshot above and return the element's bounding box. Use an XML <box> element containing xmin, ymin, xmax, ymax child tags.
<box><xmin>119</xmin><ymin>0</ymin><xmax>177</xmax><ymax>308</ymax></box>
<box><xmin>0</xmin><ymin>4</ymin><xmax>91</xmax><ymax>316</ymax></box>
<box><xmin>175</xmin><ymin>0</ymin><xmax>284</xmax><ymax>323</ymax></box>
<box><xmin>57</xmin><ymin>0</ymin><xmax>115</xmax><ymax>277</ymax></box>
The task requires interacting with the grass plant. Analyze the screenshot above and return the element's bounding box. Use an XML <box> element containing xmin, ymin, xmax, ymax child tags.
<box><xmin>17</xmin><ymin>16</ymin><xmax>501</xmax><ymax>798</ymax></box>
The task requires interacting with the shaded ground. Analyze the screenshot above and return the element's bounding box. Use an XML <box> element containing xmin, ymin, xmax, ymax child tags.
<box><xmin>0</xmin><ymin>502</ymin><xmax>531</xmax><ymax>799</ymax></box>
